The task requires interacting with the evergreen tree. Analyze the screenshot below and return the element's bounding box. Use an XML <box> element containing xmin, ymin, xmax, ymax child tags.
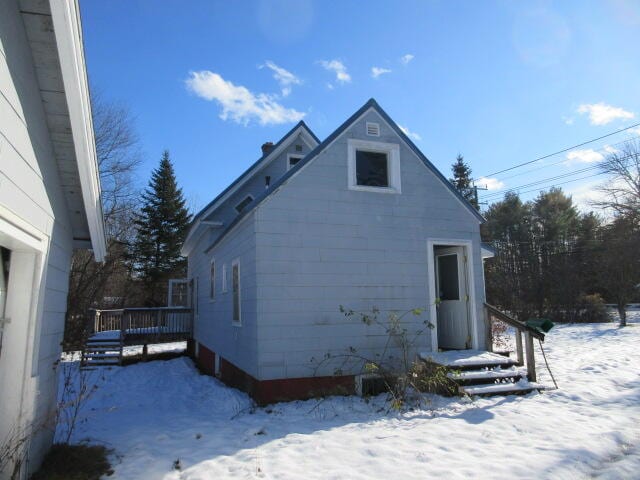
<box><xmin>132</xmin><ymin>151</ymin><xmax>191</xmax><ymax>305</ymax></box>
<box><xmin>450</xmin><ymin>154</ymin><xmax>478</xmax><ymax>209</ymax></box>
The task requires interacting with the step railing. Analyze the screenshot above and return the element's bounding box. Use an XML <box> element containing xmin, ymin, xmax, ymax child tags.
<box><xmin>484</xmin><ymin>303</ymin><xmax>545</xmax><ymax>382</ymax></box>
<box><xmin>89</xmin><ymin>307</ymin><xmax>193</xmax><ymax>342</ymax></box>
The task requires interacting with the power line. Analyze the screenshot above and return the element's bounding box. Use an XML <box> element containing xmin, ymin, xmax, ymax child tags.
<box><xmin>475</xmin><ymin>122</ymin><xmax>640</xmax><ymax>180</ymax></box>
<box><xmin>483</xmin><ymin>172</ymin><xmax>605</xmax><ymax>201</ymax></box>
<box><xmin>486</xmin><ymin>135</ymin><xmax>640</xmax><ymax>184</ymax></box>
<box><xmin>482</xmin><ymin>164</ymin><xmax>603</xmax><ymax>200</ymax></box>
<box><xmin>481</xmin><ymin>152</ymin><xmax>636</xmax><ymax>201</ymax></box>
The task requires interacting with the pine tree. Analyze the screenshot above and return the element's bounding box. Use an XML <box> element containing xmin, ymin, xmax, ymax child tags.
<box><xmin>132</xmin><ymin>151</ymin><xmax>191</xmax><ymax>305</ymax></box>
<box><xmin>450</xmin><ymin>154</ymin><xmax>478</xmax><ymax>209</ymax></box>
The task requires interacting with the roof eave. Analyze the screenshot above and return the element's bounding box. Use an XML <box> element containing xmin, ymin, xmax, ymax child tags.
<box><xmin>183</xmin><ymin>120</ymin><xmax>319</xmax><ymax>250</ymax></box>
<box><xmin>50</xmin><ymin>0</ymin><xmax>106</xmax><ymax>261</ymax></box>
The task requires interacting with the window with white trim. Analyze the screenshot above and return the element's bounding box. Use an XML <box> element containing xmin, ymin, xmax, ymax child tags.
<box><xmin>221</xmin><ymin>263</ymin><xmax>228</xmax><ymax>293</ymax></box>
<box><xmin>235</xmin><ymin>195</ymin><xmax>254</xmax><ymax>213</ymax></box>
<box><xmin>287</xmin><ymin>154</ymin><xmax>303</xmax><ymax>170</ymax></box>
<box><xmin>347</xmin><ymin>139</ymin><xmax>401</xmax><ymax>193</ymax></box>
<box><xmin>209</xmin><ymin>259</ymin><xmax>215</xmax><ymax>300</ymax></box>
<box><xmin>232</xmin><ymin>259</ymin><xmax>241</xmax><ymax>325</ymax></box>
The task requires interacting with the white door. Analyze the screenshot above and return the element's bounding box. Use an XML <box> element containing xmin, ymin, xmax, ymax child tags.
<box><xmin>435</xmin><ymin>246</ymin><xmax>470</xmax><ymax>349</ymax></box>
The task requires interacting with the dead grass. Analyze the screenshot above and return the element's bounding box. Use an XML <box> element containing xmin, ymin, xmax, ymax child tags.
<box><xmin>30</xmin><ymin>444</ymin><xmax>113</xmax><ymax>480</ymax></box>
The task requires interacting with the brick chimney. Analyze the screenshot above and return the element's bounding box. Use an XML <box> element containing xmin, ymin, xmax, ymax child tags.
<box><xmin>261</xmin><ymin>142</ymin><xmax>274</xmax><ymax>155</ymax></box>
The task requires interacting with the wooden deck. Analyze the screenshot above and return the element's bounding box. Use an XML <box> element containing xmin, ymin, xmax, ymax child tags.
<box><xmin>82</xmin><ymin>307</ymin><xmax>193</xmax><ymax>367</ymax></box>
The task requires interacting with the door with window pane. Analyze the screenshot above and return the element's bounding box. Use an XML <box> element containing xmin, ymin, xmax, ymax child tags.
<box><xmin>435</xmin><ymin>246</ymin><xmax>470</xmax><ymax>349</ymax></box>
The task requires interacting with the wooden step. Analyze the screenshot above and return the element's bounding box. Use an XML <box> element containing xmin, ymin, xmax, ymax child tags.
<box><xmin>86</xmin><ymin>340</ymin><xmax>121</xmax><ymax>346</ymax></box>
<box><xmin>448</xmin><ymin>368</ymin><xmax>523</xmax><ymax>385</ymax></box>
<box><xmin>83</xmin><ymin>352</ymin><xmax>120</xmax><ymax>359</ymax></box>
<box><xmin>461</xmin><ymin>382</ymin><xmax>545</xmax><ymax>397</ymax></box>
<box><xmin>84</xmin><ymin>346</ymin><xmax>121</xmax><ymax>351</ymax></box>
<box><xmin>420</xmin><ymin>350</ymin><xmax>518</xmax><ymax>371</ymax></box>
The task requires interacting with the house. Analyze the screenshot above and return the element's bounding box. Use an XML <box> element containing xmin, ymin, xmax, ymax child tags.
<box><xmin>0</xmin><ymin>1</ymin><xmax>105</xmax><ymax>477</ymax></box>
<box><xmin>182</xmin><ymin>98</ymin><xmax>487</xmax><ymax>405</ymax></box>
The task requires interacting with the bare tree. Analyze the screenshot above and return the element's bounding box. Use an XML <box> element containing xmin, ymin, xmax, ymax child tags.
<box><xmin>64</xmin><ymin>90</ymin><xmax>142</xmax><ymax>348</ymax></box>
<box><xmin>594</xmin><ymin>216</ymin><xmax>640</xmax><ymax>327</ymax></box>
<box><xmin>91</xmin><ymin>89</ymin><xmax>142</xmax><ymax>239</ymax></box>
<box><xmin>590</xmin><ymin>140</ymin><xmax>640</xmax><ymax>326</ymax></box>
<box><xmin>593</xmin><ymin>139</ymin><xmax>640</xmax><ymax>220</ymax></box>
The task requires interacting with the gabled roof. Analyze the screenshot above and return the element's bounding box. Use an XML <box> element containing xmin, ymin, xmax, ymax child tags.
<box><xmin>182</xmin><ymin>121</ymin><xmax>320</xmax><ymax>253</ymax></box>
<box><xmin>201</xmin><ymin>98</ymin><xmax>485</xmax><ymax>254</ymax></box>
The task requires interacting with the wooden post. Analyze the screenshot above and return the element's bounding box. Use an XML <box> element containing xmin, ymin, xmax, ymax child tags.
<box><xmin>515</xmin><ymin>331</ymin><xmax>524</xmax><ymax>366</ymax></box>
<box><xmin>484</xmin><ymin>306</ymin><xmax>493</xmax><ymax>352</ymax></box>
<box><xmin>525</xmin><ymin>332</ymin><xmax>536</xmax><ymax>382</ymax></box>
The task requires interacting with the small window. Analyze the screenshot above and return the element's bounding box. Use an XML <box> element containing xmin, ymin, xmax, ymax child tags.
<box><xmin>287</xmin><ymin>154</ymin><xmax>303</xmax><ymax>170</ymax></box>
<box><xmin>366</xmin><ymin>122</ymin><xmax>380</xmax><ymax>137</ymax></box>
<box><xmin>221</xmin><ymin>264</ymin><xmax>227</xmax><ymax>292</ymax></box>
<box><xmin>356</xmin><ymin>150</ymin><xmax>389</xmax><ymax>187</ymax></box>
<box><xmin>232</xmin><ymin>259</ymin><xmax>241</xmax><ymax>325</ymax></box>
<box><xmin>347</xmin><ymin>139</ymin><xmax>401</xmax><ymax>193</ymax></box>
<box><xmin>295</xmin><ymin>144</ymin><xmax>303</xmax><ymax>152</ymax></box>
<box><xmin>437</xmin><ymin>254</ymin><xmax>460</xmax><ymax>301</ymax></box>
<box><xmin>209</xmin><ymin>260</ymin><xmax>215</xmax><ymax>300</ymax></box>
<box><xmin>235</xmin><ymin>195</ymin><xmax>253</xmax><ymax>213</ymax></box>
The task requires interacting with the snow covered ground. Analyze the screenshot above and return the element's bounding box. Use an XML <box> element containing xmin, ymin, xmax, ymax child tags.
<box><xmin>61</xmin><ymin>318</ymin><xmax>640</xmax><ymax>480</ymax></box>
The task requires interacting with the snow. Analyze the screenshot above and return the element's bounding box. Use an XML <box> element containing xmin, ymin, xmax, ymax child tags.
<box><xmin>122</xmin><ymin>341</ymin><xmax>187</xmax><ymax>357</ymax></box>
<box><xmin>59</xmin><ymin>321</ymin><xmax>640</xmax><ymax>479</ymax></box>
<box><xmin>447</xmin><ymin>368</ymin><xmax>521</xmax><ymax>381</ymax></box>
<box><xmin>462</xmin><ymin>381</ymin><xmax>545</xmax><ymax>396</ymax></box>
<box><xmin>421</xmin><ymin>349</ymin><xmax>514</xmax><ymax>367</ymax></box>
<box><xmin>89</xmin><ymin>330</ymin><xmax>121</xmax><ymax>340</ymax></box>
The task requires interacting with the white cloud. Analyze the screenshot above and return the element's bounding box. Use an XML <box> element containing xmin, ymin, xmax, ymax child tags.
<box><xmin>400</xmin><ymin>54</ymin><xmax>414</xmax><ymax>65</ymax></box>
<box><xmin>565</xmin><ymin>178</ymin><xmax>623</xmax><ymax>214</ymax></box>
<box><xmin>319</xmin><ymin>60</ymin><xmax>351</xmax><ymax>84</ymax></box>
<box><xmin>185</xmin><ymin>71</ymin><xmax>305</xmax><ymax>126</ymax></box>
<box><xmin>577</xmin><ymin>103</ymin><xmax>635</xmax><ymax>125</ymax></box>
<box><xmin>260</xmin><ymin>60</ymin><xmax>301</xmax><ymax>97</ymax></box>
<box><xmin>398</xmin><ymin>124</ymin><xmax>421</xmax><ymax>141</ymax></box>
<box><xmin>371</xmin><ymin>66</ymin><xmax>392</xmax><ymax>78</ymax></box>
<box><xmin>476</xmin><ymin>177</ymin><xmax>505</xmax><ymax>190</ymax></box>
<box><xmin>562</xmin><ymin>116</ymin><xmax>574</xmax><ymax>125</ymax></box>
<box><xmin>565</xmin><ymin>148</ymin><xmax>604</xmax><ymax>165</ymax></box>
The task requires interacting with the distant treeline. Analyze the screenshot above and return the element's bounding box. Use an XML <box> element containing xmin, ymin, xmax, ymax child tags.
<box><xmin>482</xmin><ymin>188</ymin><xmax>639</xmax><ymax>324</ymax></box>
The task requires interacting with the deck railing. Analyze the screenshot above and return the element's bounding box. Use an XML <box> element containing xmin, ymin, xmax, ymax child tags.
<box><xmin>90</xmin><ymin>307</ymin><xmax>193</xmax><ymax>343</ymax></box>
<box><xmin>484</xmin><ymin>303</ymin><xmax>545</xmax><ymax>382</ymax></box>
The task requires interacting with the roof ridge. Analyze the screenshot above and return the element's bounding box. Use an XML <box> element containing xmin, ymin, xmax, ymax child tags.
<box><xmin>201</xmin><ymin>98</ymin><xmax>484</xmax><ymax>254</ymax></box>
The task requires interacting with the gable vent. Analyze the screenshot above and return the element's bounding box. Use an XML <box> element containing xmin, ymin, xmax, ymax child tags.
<box><xmin>366</xmin><ymin>122</ymin><xmax>380</xmax><ymax>137</ymax></box>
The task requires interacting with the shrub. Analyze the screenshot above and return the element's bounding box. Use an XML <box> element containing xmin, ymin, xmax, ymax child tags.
<box><xmin>311</xmin><ymin>306</ymin><xmax>455</xmax><ymax>410</ymax></box>
<box><xmin>575</xmin><ymin>293</ymin><xmax>610</xmax><ymax>323</ymax></box>
<box><xmin>30</xmin><ymin>444</ymin><xmax>112</xmax><ymax>480</ymax></box>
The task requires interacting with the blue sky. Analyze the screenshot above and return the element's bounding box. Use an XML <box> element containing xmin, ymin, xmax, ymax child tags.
<box><xmin>80</xmin><ymin>0</ymin><xmax>640</xmax><ymax>213</ymax></box>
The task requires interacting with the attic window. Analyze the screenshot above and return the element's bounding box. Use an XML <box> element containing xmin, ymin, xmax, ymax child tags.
<box><xmin>235</xmin><ymin>195</ymin><xmax>254</xmax><ymax>213</ymax></box>
<box><xmin>347</xmin><ymin>139</ymin><xmax>401</xmax><ymax>194</ymax></box>
<box><xmin>356</xmin><ymin>151</ymin><xmax>388</xmax><ymax>187</ymax></box>
<box><xmin>295</xmin><ymin>144</ymin><xmax>303</xmax><ymax>152</ymax></box>
<box><xmin>366</xmin><ymin>122</ymin><xmax>380</xmax><ymax>137</ymax></box>
<box><xmin>287</xmin><ymin>154</ymin><xmax>303</xmax><ymax>170</ymax></box>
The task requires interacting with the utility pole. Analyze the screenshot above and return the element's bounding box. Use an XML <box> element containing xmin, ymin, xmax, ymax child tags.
<box><xmin>473</xmin><ymin>183</ymin><xmax>489</xmax><ymax>208</ymax></box>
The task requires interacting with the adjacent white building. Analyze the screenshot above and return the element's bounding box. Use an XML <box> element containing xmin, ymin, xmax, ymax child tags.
<box><xmin>0</xmin><ymin>1</ymin><xmax>105</xmax><ymax>477</ymax></box>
